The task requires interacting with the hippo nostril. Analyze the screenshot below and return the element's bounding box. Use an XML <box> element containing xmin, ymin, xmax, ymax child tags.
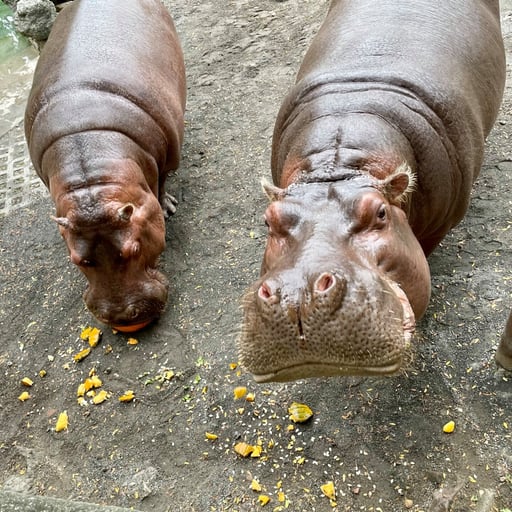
<box><xmin>259</xmin><ymin>282</ymin><xmax>272</xmax><ymax>300</ymax></box>
<box><xmin>258</xmin><ymin>282</ymin><xmax>279</xmax><ymax>305</ymax></box>
<box><xmin>314</xmin><ymin>272</ymin><xmax>336</xmax><ymax>293</ymax></box>
<box><xmin>126</xmin><ymin>305</ymin><xmax>140</xmax><ymax>320</ymax></box>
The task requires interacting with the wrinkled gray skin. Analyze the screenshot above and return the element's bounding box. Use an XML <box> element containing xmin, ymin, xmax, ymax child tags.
<box><xmin>240</xmin><ymin>0</ymin><xmax>506</xmax><ymax>382</ymax></box>
<box><xmin>24</xmin><ymin>0</ymin><xmax>186</xmax><ymax>331</ymax></box>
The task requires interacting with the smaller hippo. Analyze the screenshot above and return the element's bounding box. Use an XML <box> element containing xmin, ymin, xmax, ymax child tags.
<box><xmin>24</xmin><ymin>0</ymin><xmax>186</xmax><ymax>331</ymax></box>
<box><xmin>497</xmin><ymin>314</ymin><xmax>512</xmax><ymax>370</ymax></box>
<box><xmin>239</xmin><ymin>0</ymin><xmax>506</xmax><ymax>382</ymax></box>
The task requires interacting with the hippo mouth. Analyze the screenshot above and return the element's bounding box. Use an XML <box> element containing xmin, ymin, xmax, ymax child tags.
<box><xmin>252</xmin><ymin>361</ymin><xmax>403</xmax><ymax>383</ymax></box>
<box><xmin>83</xmin><ymin>267</ymin><xmax>168</xmax><ymax>330</ymax></box>
<box><xmin>239</xmin><ymin>271</ymin><xmax>416</xmax><ymax>383</ymax></box>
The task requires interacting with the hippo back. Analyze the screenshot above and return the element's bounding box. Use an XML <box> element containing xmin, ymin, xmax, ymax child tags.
<box><xmin>272</xmin><ymin>0</ymin><xmax>505</xmax><ymax>248</ymax></box>
<box><xmin>25</xmin><ymin>0</ymin><xmax>186</xmax><ymax>185</ymax></box>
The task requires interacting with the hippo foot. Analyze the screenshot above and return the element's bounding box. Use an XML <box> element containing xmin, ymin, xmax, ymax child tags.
<box><xmin>161</xmin><ymin>192</ymin><xmax>178</xmax><ymax>219</ymax></box>
<box><xmin>495</xmin><ymin>339</ymin><xmax>512</xmax><ymax>371</ymax></box>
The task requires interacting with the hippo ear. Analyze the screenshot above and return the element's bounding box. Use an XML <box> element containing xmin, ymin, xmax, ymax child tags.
<box><xmin>118</xmin><ymin>203</ymin><xmax>135</xmax><ymax>222</ymax></box>
<box><xmin>51</xmin><ymin>215</ymin><xmax>72</xmax><ymax>230</ymax></box>
<box><xmin>261</xmin><ymin>178</ymin><xmax>285</xmax><ymax>202</ymax></box>
<box><xmin>380</xmin><ymin>163</ymin><xmax>416</xmax><ymax>204</ymax></box>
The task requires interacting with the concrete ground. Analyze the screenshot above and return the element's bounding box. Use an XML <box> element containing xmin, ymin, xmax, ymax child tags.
<box><xmin>0</xmin><ymin>1</ymin><xmax>511</xmax><ymax>511</ymax></box>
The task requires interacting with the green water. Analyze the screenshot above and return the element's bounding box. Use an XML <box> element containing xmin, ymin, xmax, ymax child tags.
<box><xmin>0</xmin><ymin>1</ymin><xmax>38</xmax><ymax>137</ymax></box>
<box><xmin>0</xmin><ymin>1</ymin><xmax>30</xmax><ymax>61</ymax></box>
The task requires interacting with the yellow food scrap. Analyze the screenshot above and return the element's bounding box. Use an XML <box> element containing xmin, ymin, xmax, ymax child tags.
<box><xmin>229</xmin><ymin>362</ymin><xmax>238</xmax><ymax>370</ymax></box>
<box><xmin>234</xmin><ymin>442</ymin><xmax>254</xmax><ymax>457</ymax></box>
<box><xmin>443</xmin><ymin>420</ymin><xmax>455</xmax><ymax>433</ymax></box>
<box><xmin>77</xmin><ymin>396</ymin><xmax>87</xmax><ymax>406</ymax></box>
<box><xmin>77</xmin><ymin>383</ymin><xmax>86</xmax><ymax>397</ymax></box>
<box><xmin>39</xmin><ymin>370</ymin><xmax>46</xmax><ymax>378</ymax></box>
<box><xmin>233</xmin><ymin>386</ymin><xmax>247</xmax><ymax>400</ymax></box>
<box><xmin>205</xmin><ymin>432</ymin><xmax>218</xmax><ymax>441</ymax></box>
<box><xmin>277</xmin><ymin>491</ymin><xmax>285</xmax><ymax>502</ymax></box>
<box><xmin>73</xmin><ymin>347</ymin><xmax>91</xmax><ymax>362</ymax></box>
<box><xmin>89</xmin><ymin>375</ymin><xmax>102</xmax><ymax>388</ymax></box>
<box><xmin>288</xmin><ymin>402</ymin><xmax>314</xmax><ymax>423</ymax></box>
<box><xmin>321</xmin><ymin>481</ymin><xmax>336</xmax><ymax>501</ymax></box>
<box><xmin>119</xmin><ymin>391</ymin><xmax>135</xmax><ymax>402</ymax></box>
<box><xmin>250</xmin><ymin>479</ymin><xmax>262</xmax><ymax>492</ymax></box>
<box><xmin>163</xmin><ymin>370</ymin><xmax>175</xmax><ymax>380</ymax></box>
<box><xmin>55</xmin><ymin>411</ymin><xmax>69</xmax><ymax>432</ymax></box>
<box><xmin>18</xmin><ymin>391</ymin><xmax>30</xmax><ymax>401</ymax></box>
<box><xmin>78</xmin><ymin>375</ymin><xmax>102</xmax><ymax>396</ymax></box>
<box><xmin>246</xmin><ymin>392</ymin><xmax>255</xmax><ymax>402</ymax></box>
<box><xmin>251</xmin><ymin>445</ymin><xmax>263</xmax><ymax>458</ymax></box>
<box><xmin>92</xmin><ymin>390</ymin><xmax>109</xmax><ymax>404</ymax></box>
<box><xmin>80</xmin><ymin>326</ymin><xmax>92</xmax><ymax>340</ymax></box>
<box><xmin>127</xmin><ymin>337</ymin><xmax>139</xmax><ymax>345</ymax></box>
<box><xmin>257</xmin><ymin>495</ymin><xmax>270</xmax><ymax>506</ymax></box>
<box><xmin>80</xmin><ymin>326</ymin><xmax>102</xmax><ymax>347</ymax></box>
<box><xmin>21</xmin><ymin>377</ymin><xmax>33</xmax><ymax>387</ymax></box>
<box><xmin>84</xmin><ymin>379</ymin><xmax>95</xmax><ymax>392</ymax></box>
<box><xmin>88</xmin><ymin>328</ymin><xmax>101</xmax><ymax>347</ymax></box>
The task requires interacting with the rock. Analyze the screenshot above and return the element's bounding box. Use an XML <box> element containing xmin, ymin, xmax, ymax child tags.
<box><xmin>474</xmin><ymin>489</ymin><xmax>495</xmax><ymax>512</ymax></box>
<box><xmin>121</xmin><ymin>467</ymin><xmax>160</xmax><ymax>501</ymax></box>
<box><xmin>14</xmin><ymin>0</ymin><xmax>56</xmax><ymax>41</ymax></box>
<box><xmin>3</xmin><ymin>1</ymin><xmax>18</xmax><ymax>10</ymax></box>
<box><xmin>4</xmin><ymin>0</ymin><xmax>67</xmax><ymax>11</ymax></box>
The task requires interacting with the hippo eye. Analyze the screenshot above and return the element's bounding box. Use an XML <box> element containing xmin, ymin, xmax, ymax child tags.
<box><xmin>264</xmin><ymin>216</ymin><xmax>275</xmax><ymax>235</ymax></box>
<box><xmin>79</xmin><ymin>259</ymin><xmax>94</xmax><ymax>267</ymax></box>
<box><xmin>377</xmin><ymin>205</ymin><xmax>387</xmax><ymax>221</ymax></box>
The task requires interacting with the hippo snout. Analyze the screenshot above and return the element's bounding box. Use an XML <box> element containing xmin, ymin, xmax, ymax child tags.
<box><xmin>257</xmin><ymin>271</ymin><xmax>346</xmax><ymax>316</ymax></box>
<box><xmin>84</xmin><ymin>274</ymin><xmax>168</xmax><ymax>331</ymax></box>
<box><xmin>240</xmin><ymin>266</ymin><xmax>413</xmax><ymax>382</ymax></box>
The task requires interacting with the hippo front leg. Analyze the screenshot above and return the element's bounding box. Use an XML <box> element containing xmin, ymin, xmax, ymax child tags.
<box><xmin>159</xmin><ymin>172</ymin><xmax>178</xmax><ymax>219</ymax></box>
<box><xmin>160</xmin><ymin>190</ymin><xmax>178</xmax><ymax>218</ymax></box>
<box><xmin>496</xmin><ymin>311</ymin><xmax>512</xmax><ymax>370</ymax></box>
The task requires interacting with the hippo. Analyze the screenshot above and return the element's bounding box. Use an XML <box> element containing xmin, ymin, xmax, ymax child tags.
<box><xmin>497</xmin><ymin>315</ymin><xmax>512</xmax><ymax>370</ymax></box>
<box><xmin>24</xmin><ymin>0</ymin><xmax>186</xmax><ymax>332</ymax></box>
<box><xmin>239</xmin><ymin>0</ymin><xmax>506</xmax><ymax>382</ymax></box>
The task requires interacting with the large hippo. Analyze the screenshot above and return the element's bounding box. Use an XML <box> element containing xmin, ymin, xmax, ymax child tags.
<box><xmin>239</xmin><ymin>0</ymin><xmax>506</xmax><ymax>382</ymax></box>
<box><xmin>24</xmin><ymin>0</ymin><xmax>186</xmax><ymax>332</ymax></box>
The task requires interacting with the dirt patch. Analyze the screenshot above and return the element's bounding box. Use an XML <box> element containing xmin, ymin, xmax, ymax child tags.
<box><xmin>0</xmin><ymin>1</ymin><xmax>511</xmax><ymax>511</ymax></box>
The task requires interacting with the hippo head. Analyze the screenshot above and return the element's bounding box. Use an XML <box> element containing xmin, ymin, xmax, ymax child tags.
<box><xmin>239</xmin><ymin>164</ymin><xmax>431</xmax><ymax>382</ymax></box>
<box><xmin>53</xmin><ymin>188</ymin><xmax>168</xmax><ymax>332</ymax></box>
